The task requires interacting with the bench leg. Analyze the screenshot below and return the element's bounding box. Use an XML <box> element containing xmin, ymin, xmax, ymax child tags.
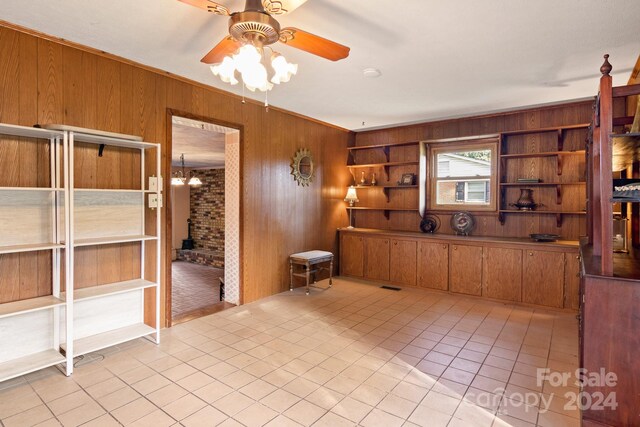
<box><xmin>305</xmin><ymin>262</ymin><xmax>310</xmax><ymax>295</ymax></box>
<box><xmin>289</xmin><ymin>259</ymin><xmax>293</xmax><ymax>291</ymax></box>
<box><xmin>329</xmin><ymin>258</ymin><xmax>333</xmax><ymax>287</ymax></box>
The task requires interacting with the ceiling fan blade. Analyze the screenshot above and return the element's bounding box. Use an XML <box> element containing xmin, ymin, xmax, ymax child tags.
<box><xmin>262</xmin><ymin>0</ymin><xmax>308</xmax><ymax>15</ymax></box>
<box><xmin>177</xmin><ymin>0</ymin><xmax>230</xmax><ymax>15</ymax></box>
<box><xmin>201</xmin><ymin>36</ymin><xmax>241</xmax><ymax>64</ymax></box>
<box><xmin>279</xmin><ymin>27</ymin><xmax>350</xmax><ymax>61</ymax></box>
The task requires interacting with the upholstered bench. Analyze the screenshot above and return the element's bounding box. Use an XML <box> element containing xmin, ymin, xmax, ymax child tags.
<box><xmin>289</xmin><ymin>250</ymin><xmax>334</xmax><ymax>295</ymax></box>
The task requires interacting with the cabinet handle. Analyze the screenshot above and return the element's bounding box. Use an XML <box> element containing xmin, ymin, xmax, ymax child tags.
<box><xmin>394</xmin><ymin>242</ymin><xmax>397</xmax><ymax>246</ymax></box>
<box><xmin>443</xmin><ymin>244</ymin><xmax>447</xmax><ymax>249</ymax></box>
<box><xmin>453</xmin><ymin>246</ymin><xmax>457</xmax><ymax>250</ymax></box>
<box><xmin>529</xmin><ymin>252</ymin><xmax>533</xmax><ymax>256</ymax></box>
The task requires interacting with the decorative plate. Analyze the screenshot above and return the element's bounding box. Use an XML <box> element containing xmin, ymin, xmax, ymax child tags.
<box><xmin>450</xmin><ymin>211</ymin><xmax>475</xmax><ymax>235</ymax></box>
<box><xmin>530</xmin><ymin>233</ymin><xmax>561</xmax><ymax>242</ymax></box>
<box><xmin>420</xmin><ymin>214</ymin><xmax>440</xmax><ymax>233</ymax></box>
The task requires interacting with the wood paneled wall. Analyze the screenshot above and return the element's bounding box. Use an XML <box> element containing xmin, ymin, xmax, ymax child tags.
<box><xmin>353</xmin><ymin>102</ymin><xmax>594</xmax><ymax>239</ymax></box>
<box><xmin>0</xmin><ymin>24</ymin><xmax>352</xmax><ymax>318</ymax></box>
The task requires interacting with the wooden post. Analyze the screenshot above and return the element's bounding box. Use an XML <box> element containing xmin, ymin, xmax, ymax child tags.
<box><xmin>598</xmin><ymin>55</ymin><xmax>614</xmax><ymax>275</ymax></box>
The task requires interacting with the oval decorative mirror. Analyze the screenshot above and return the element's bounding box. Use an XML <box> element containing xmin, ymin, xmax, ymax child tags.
<box><xmin>291</xmin><ymin>148</ymin><xmax>315</xmax><ymax>186</ymax></box>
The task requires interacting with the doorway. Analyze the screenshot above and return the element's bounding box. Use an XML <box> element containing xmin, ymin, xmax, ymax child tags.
<box><xmin>166</xmin><ymin>112</ymin><xmax>242</xmax><ymax>326</ymax></box>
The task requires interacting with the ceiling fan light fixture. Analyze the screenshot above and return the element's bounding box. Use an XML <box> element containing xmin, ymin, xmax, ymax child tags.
<box><xmin>211</xmin><ymin>57</ymin><xmax>239</xmax><ymax>85</ymax></box>
<box><xmin>271</xmin><ymin>52</ymin><xmax>297</xmax><ymax>84</ymax></box>
<box><xmin>233</xmin><ymin>44</ymin><xmax>262</xmax><ymax>73</ymax></box>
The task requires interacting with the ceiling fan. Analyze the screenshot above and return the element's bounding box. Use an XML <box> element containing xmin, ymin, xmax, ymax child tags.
<box><xmin>178</xmin><ymin>0</ymin><xmax>350</xmax><ymax>92</ymax></box>
<box><xmin>179</xmin><ymin>0</ymin><xmax>350</xmax><ymax>63</ymax></box>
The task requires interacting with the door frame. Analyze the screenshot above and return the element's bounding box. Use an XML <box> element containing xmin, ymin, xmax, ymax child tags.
<box><xmin>164</xmin><ymin>109</ymin><xmax>244</xmax><ymax>327</ymax></box>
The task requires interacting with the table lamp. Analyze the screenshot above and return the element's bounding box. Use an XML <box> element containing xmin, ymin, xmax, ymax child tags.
<box><xmin>344</xmin><ymin>186</ymin><xmax>359</xmax><ymax>228</ymax></box>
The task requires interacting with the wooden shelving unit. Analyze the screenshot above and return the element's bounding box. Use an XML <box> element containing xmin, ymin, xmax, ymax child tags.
<box><xmin>498</xmin><ymin>124</ymin><xmax>590</xmax><ymax>226</ymax></box>
<box><xmin>347</xmin><ymin>142</ymin><xmax>419</xmax><ymax>224</ymax></box>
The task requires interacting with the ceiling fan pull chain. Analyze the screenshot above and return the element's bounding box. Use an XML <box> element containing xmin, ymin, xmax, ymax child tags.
<box><xmin>242</xmin><ymin>84</ymin><xmax>246</xmax><ymax>104</ymax></box>
<box><xmin>265</xmin><ymin>91</ymin><xmax>269</xmax><ymax>111</ymax></box>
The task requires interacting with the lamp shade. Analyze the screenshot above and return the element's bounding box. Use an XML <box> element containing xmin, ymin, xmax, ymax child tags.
<box><xmin>344</xmin><ymin>186</ymin><xmax>359</xmax><ymax>203</ymax></box>
<box><xmin>188</xmin><ymin>176</ymin><xmax>202</xmax><ymax>186</ymax></box>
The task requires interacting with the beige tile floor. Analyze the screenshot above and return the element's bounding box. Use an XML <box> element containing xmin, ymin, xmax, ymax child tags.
<box><xmin>0</xmin><ymin>278</ymin><xmax>581</xmax><ymax>427</ymax></box>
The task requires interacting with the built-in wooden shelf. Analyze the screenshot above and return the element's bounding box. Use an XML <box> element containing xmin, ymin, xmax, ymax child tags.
<box><xmin>354</xmin><ymin>185</ymin><xmax>418</xmax><ymax>189</ymax></box>
<box><xmin>347</xmin><ymin>161</ymin><xmax>419</xmax><ymax>168</ymax></box>
<box><xmin>0</xmin><ymin>243</ymin><xmax>65</xmax><ymax>255</ymax></box>
<box><xmin>349</xmin><ymin>207</ymin><xmax>419</xmax><ymax>220</ymax></box>
<box><xmin>354</xmin><ymin>185</ymin><xmax>418</xmax><ymax>202</ymax></box>
<box><xmin>499</xmin><ymin>209</ymin><xmax>586</xmax><ymax>215</ymax></box>
<box><xmin>61</xmin><ymin>323</ymin><xmax>156</xmax><ymax>357</ymax></box>
<box><xmin>348</xmin><ymin>161</ymin><xmax>419</xmax><ymax>182</ymax></box>
<box><xmin>0</xmin><ymin>295</ymin><xmax>64</xmax><ymax>319</ymax></box>
<box><xmin>498</xmin><ymin>209</ymin><xmax>586</xmax><ymax>227</ymax></box>
<box><xmin>610</xmin><ymin>132</ymin><xmax>640</xmax><ymax>139</ymax></box>
<box><xmin>0</xmin><ymin>350</ymin><xmax>66</xmax><ymax>383</ymax></box>
<box><xmin>499</xmin><ymin>182</ymin><xmax>586</xmax><ymax>186</ymax></box>
<box><xmin>73</xmin><ymin>235</ymin><xmax>157</xmax><ymax>247</ymax></box>
<box><xmin>63</xmin><ymin>279</ymin><xmax>157</xmax><ymax>302</ymax></box>
<box><xmin>500</xmin><ymin>124</ymin><xmax>590</xmax><ymax>136</ymax></box>
<box><xmin>347</xmin><ymin>141</ymin><xmax>419</xmax><ymax>151</ymax></box>
<box><xmin>500</xmin><ymin>150</ymin><xmax>585</xmax><ymax>159</ymax></box>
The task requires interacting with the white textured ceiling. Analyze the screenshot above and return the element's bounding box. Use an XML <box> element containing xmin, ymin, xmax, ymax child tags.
<box><xmin>1</xmin><ymin>0</ymin><xmax>639</xmax><ymax>130</ymax></box>
<box><xmin>172</xmin><ymin>117</ymin><xmax>233</xmax><ymax>168</ymax></box>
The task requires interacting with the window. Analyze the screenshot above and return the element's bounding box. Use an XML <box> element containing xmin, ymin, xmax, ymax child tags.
<box><xmin>427</xmin><ymin>142</ymin><xmax>497</xmax><ymax>211</ymax></box>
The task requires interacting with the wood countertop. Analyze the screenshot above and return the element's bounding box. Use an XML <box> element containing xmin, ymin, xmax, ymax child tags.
<box><xmin>338</xmin><ymin>228</ymin><xmax>579</xmax><ymax>250</ymax></box>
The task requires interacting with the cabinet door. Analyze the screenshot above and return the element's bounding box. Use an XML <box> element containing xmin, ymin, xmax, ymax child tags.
<box><xmin>390</xmin><ymin>239</ymin><xmax>417</xmax><ymax>286</ymax></box>
<box><xmin>364</xmin><ymin>237</ymin><xmax>390</xmax><ymax>281</ymax></box>
<box><xmin>449</xmin><ymin>244</ymin><xmax>483</xmax><ymax>296</ymax></box>
<box><xmin>340</xmin><ymin>234</ymin><xmax>364</xmax><ymax>277</ymax></box>
<box><xmin>417</xmin><ymin>242</ymin><xmax>449</xmax><ymax>290</ymax></box>
<box><xmin>564</xmin><ymin>252</ymin><xmax>580</xmax><ymax>310</ymax></box>
<box><xmin>483</xmin><ymin>247</ymin><xmax>522</xmax><ymax>302</ymax></box>
<box><xmin>523</xmin><ymin>250</ymin><xmax>565</xmax><ymax>308</ymax></box>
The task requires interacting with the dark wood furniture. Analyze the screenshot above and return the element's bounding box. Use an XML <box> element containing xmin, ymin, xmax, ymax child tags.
<box><xmin>339</xmin><ymin>228</ymin><xmax>580</xmax><ymax>310</ymax></box>
<box><xmin>579</xmin><ymin>55</ymin><xmax>640</xmax><ymax>426</ymax></box>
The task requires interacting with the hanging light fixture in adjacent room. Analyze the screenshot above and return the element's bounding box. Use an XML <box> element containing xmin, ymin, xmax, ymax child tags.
<box><xmin>171</xmin><ymin>154</ymin><xmax>202</xmax><ymax>186</ymax></box>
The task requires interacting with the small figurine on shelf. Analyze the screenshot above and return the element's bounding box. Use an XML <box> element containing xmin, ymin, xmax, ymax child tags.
<box><xmin>360</xmin><ymin>171</ymin><xmax>367</xmax><ymax>186</ymax></box>
<box><xmin>371</xmin><ymin>173</ymin><xmax>377</xmax><ymax>186</ymax></box>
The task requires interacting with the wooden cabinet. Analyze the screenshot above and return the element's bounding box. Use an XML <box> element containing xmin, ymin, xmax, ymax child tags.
<box><xmin>417</xmin><ymin>241</ymin><xmax>449</xmax><ymax>290</ymax></box>
<box><xmin>340</xmin><ymin>234</ymin><xmax>364</xmax><ymax>277</ymax></box>
<box><xmin>338</xmin><ymin>230</ymin><xmax>578</xmax><ymax>309</ymax></box>
<box><xmin>364</xmin><ymin>237</ymin><xmax>390</xmax><ymax>281</ymax></box>
<box><xmin>564</xmin><ymin>253</ymin><xmax>580</xmax><ymax>310</ymax></box>
<box><xmin>523</xmin><ymin>250</ymin><xmax>565</xmax><ymax>308</ymax></box>
<box><xmin>483</xmin><ymin>247</ymin><xmax>522</xmax><ymax>302</ymax></box>
<box><xmin>449</xmin><ymin>244</ymin><xmax>483</xmax><ymax>296</ymax></box>
<box><xmin>390</xmin><ymin>239</ymin><xmax>417</xmax><ymax>286</ymax></box>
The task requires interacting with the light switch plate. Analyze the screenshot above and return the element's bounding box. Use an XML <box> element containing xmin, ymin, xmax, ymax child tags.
<box><xmin>148</xmin><ymin>176</ymin><xmax>162</xmax><ymax>192</ymax></box>
<box><xmin>148</xmin><ymin>193</ymin><xmax>163</xmax><ymax>209</ymax></box>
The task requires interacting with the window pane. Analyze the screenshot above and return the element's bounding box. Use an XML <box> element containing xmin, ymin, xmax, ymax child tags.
<box><xmin>436</xmin><ymin>150</ymin><xmax>491</xmax><ymax>178</ymax></box>
<box><xmin>466</xmin><ymin>181</ymin><xmax>488</xmax><ymax>203</ymax></box>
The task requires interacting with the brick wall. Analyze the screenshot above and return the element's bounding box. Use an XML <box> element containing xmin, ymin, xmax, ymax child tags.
<box><xmin>190</xmin><ymin>169</ymin><xmax>225</xmax><ymax>264</ymax></box>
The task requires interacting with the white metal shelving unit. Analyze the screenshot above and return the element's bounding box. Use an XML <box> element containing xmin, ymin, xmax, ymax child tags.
<box><xmin>0</xmin><ymin>124</ymin><xmax>70</xmax><ymax>382</ymax></box>
<box><xmin>53</xmin><ymin>125</ymin><xmax>162</xmax><ymax>362</ymax></box>
<box><xmin>0</xmin><ymin>123</ymin><xmax>162</xmax><ymax>383</ymax></box>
